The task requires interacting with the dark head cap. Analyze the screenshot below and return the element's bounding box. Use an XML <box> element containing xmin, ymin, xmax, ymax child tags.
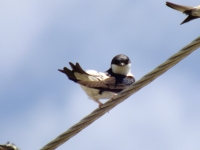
<box><xmin>111</xmin><ymin>54</ymin><xmax>131</xmax><ymax>66</ymax></box>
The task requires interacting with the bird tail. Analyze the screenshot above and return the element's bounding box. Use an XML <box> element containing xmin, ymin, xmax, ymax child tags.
<box><xmin>166</xmin><ymin>2</ymin><xmax>193</xmax><ymax>13</ymax></box>
<box><xmin>181</xmin><ymin>15</ymin><xmax>199</xmax><ymax>24</ymax></box>
<box><xmin>58</xmin><ymin>62</ymin><xmax>88</xmax><ymax>82</ymax></box>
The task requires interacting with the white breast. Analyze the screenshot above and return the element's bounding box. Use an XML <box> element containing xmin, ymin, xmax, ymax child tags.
<box><xmin>111</xmin><ymin>64</ymin><xmax>131</xmax><ymax>75</ymax></box>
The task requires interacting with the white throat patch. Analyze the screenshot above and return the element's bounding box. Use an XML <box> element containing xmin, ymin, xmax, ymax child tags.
<box><xmin>111</xmin><ymin>64</ymin><xmax>131</xmax><ymax>75</ymax></box>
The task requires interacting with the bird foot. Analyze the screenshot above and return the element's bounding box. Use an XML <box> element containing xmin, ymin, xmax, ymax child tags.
<box><xmin>92</xmin><ymin>98</ymin><xmax>103</xmax><ymax>109</ymax></box>
<box><xmin>98</xmin><ymin>103</ymin><xmax>103</xmax><ymax>109</ymax></box>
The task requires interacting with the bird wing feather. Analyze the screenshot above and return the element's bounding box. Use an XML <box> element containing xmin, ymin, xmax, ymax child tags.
<box><xmin>166</xmin><ymin>2</ymin><xmax>193</xmax><ymax>12</ymax></box>
<box><xmin>58</xmin><ymin>62</ymin><xmax>109</xmax><ymax>82</ymax></box>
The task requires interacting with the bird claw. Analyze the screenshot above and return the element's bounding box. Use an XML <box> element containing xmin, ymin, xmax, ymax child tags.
<box><xmin>98</xmin><ymin>103</ymin><xmax>103</xmax><ymax>109</ymax></box>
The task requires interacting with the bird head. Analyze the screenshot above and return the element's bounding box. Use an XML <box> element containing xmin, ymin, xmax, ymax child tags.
<box><xmin>111</xmin><ymin>54</ymin><xmax>131</xmax><ymax>76</ymax></box>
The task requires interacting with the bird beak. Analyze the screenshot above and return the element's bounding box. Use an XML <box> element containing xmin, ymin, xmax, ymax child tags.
<box><xmin>119</xmin><ymin>62</ymin><xmax>125</xmax><ymax>66</ymax></box>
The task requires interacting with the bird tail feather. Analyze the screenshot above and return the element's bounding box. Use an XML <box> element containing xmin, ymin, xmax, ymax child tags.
<box><xmin>58</xmin><ymin>62</ymin><xmax>88</xmax><ymax>82</ymax></box>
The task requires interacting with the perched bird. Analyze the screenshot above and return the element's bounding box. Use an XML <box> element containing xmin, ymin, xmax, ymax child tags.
<box><xmin>0</xmin><ymin>142</ymin><xmax>19</xmax><ymax>150</ymax></box>
<box><xmin>58</xmin><ymin>54</ymin><xmax>135</xmax><ymax>108</ymax></box>
<box><xmin>166</xmin><ymin>1</ymin><xmax>200</xmax><ymax>24</ymax></box>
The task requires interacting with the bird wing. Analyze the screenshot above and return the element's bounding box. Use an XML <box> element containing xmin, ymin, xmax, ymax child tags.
<box><xmin>78</xmin><ymin>77</ymin><xmax>118</xmax><ymax>89</ymax></box>
<box><xmin>166</xmin><ymin>2</ymin><xmax>193</xmax><ymax>12</ymax></box>
<box><xmin>78</xmin><ymin>75</ymin><xmax>135</xmax><ymax>92</ymax></box>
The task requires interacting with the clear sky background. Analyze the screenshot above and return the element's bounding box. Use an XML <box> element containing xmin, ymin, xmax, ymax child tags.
<box><xmin>1</xmin><ymin>0</ymin><xmax>200</xmax><ymax>150</ymax></box>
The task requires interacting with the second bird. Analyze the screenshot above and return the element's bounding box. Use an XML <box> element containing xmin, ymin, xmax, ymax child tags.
<box><xmin>166</xmin><ymin>1</ymin><xmax>200</xmax><ymax>24</ymax></box>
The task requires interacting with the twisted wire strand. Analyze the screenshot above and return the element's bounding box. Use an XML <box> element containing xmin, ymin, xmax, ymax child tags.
<box><xmin>41</xmin><ymin>36</ymin><xmax>200</xmax><ymax>150</ymax></box>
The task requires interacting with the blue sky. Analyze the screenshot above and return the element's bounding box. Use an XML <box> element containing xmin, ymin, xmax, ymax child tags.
<box><xmin>1</xmin><ymin>0</ymin><xmax>200</xmax><ymax>150</ymax></box>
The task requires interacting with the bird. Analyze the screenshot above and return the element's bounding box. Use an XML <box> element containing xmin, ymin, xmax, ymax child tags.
<box><xmin>166</xmin><ymin>1</ymin><xmax>200</xmax><ymax>24</ymax></box>
<box><xmin>0</xmin><ymin>142</ymin><xmax>19</xmax><ymax>150</ymax></box>
<box><xmin>58</xmin><ymin>54</ymin><xmax>135</xmax><ymax>108</ymax></box>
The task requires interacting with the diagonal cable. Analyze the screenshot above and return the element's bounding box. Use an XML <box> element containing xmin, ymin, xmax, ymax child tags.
<box><xmin>41</xmin><ymin>36</ymin><xmax>200</xmax><ymax>150</ymax></box>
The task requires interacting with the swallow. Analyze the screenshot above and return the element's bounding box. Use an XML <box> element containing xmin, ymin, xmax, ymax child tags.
<box><xmin>58</xmin><ymin>54</ymin><xmax>135</xmax><ymax>108</ymax></box>
<box><xmin>166</xmin><ymin>1</ymin><xmax>200</xmax><ymax>24</ymax></box>
<box><xmin>0</xmin><ymin>142</ymin><xmax>19</xmax><ymax>150</ymax></box>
